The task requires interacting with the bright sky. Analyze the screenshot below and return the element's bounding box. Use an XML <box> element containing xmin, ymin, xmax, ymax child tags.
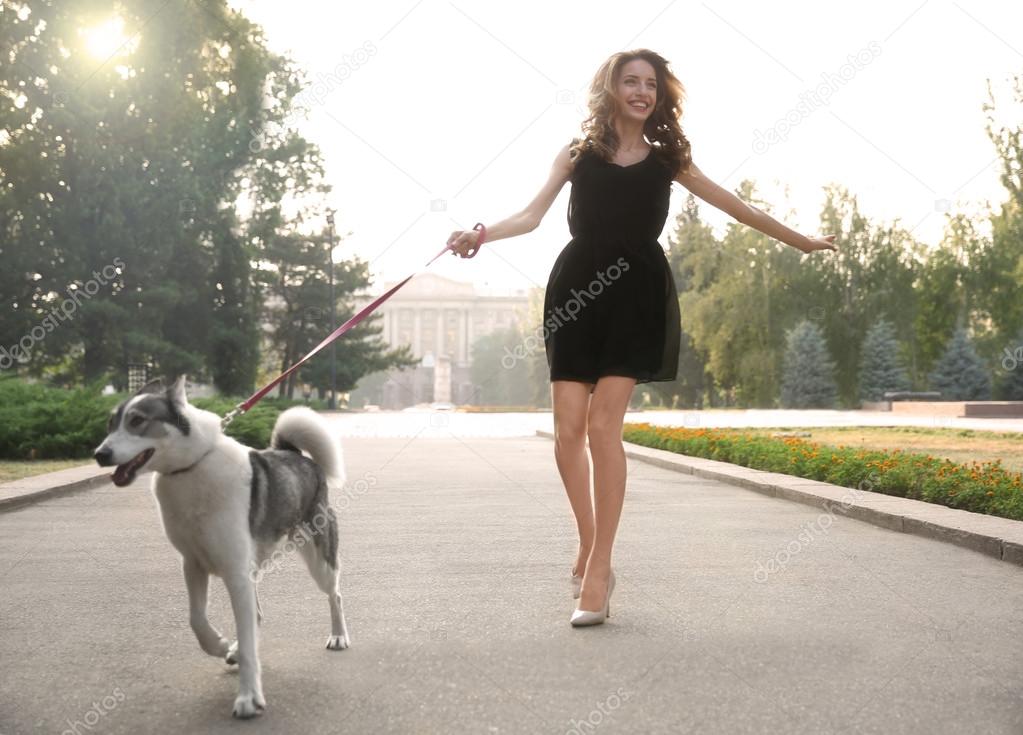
<box><xmin>234</xmin><ymin>0</ymin><xmax>1023</xmax><ymax>293</ymax></box>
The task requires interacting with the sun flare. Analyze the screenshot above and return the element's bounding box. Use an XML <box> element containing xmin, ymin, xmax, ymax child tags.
<box><xmin>81</xmin><ymin>17</ymin><xmax>135</xmax><ymax>60</ymax></box>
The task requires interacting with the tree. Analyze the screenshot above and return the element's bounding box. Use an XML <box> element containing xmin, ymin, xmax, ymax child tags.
<box><xmin>1</xmin><ymin>0</ymin><xmax>273</xmax><ymax>385</ymax></box>
<box><xmin>0</xmin><ymin>0</ymin><xmax>412</xmax><ymax>393</ymax></box>
<box><xmin>522</xmin><ymin>287</ymin><xmax>552</xmax><ymax>408</ymax></box>
<box><xmin>469</xmin><ymin>326</ymin><xmax>533</xmax><ymax>406</ymax></box>
<box><xmin>928</xmin><ymin>323</ymin><xmax>992</xmax><ymax>400</ymax></box>
<box><xmin>676</xmin><ymin>181</ymin><xmax>806</xmax><ymax>407</ymax></box>
<box><xmin>982</xmin><ymin>76</ymin><xmax>1023</xmax><ymax>344</ymax></box>
<box><xmin>811</xmin><ymin>186</ymin><xmax>922</xmax><ymax>405</ymax></box>
<box><xmin>780</xmin><ymin>319</ymin><xmax>838</xmax><ymax>408</ymax></box>
<box><xmin>653</xmin><ymin>193</ymin><xmax>713</xmax><ymax>408</ymax></box>
<box><xmin>263</xmin><ymin>237</ymin><xmax>417</xmax><ymax>401</ymax></box>
<box><xmin>914</xmin><ymin>211</ymin><xmax>1005</xmax><ymax>379</ymax></box>
<box><xmin>858</xmin><ymin>318</ymin><xmax>911</xmax><ymax>402</ymax></box>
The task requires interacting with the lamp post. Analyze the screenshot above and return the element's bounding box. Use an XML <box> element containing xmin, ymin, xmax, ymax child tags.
<box><xmin>326</xmin><ymin>209</ymin><xmax>337</xmax><ymax>411</ymax></box>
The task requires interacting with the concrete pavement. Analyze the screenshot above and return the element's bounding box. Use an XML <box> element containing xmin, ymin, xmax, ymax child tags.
<box><xmin>2</xmin><ymin>434</ymin><xmax>1023</xmax><ymax>733</ymax></box>
<box><xmin>326</xmin><ymin>408</ymin><xmax>1023</xmax><ymax>436</ymax></box>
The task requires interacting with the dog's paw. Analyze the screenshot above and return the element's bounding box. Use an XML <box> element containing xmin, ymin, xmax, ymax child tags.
<box><xmin>325</xmin><ymin>633</ymin><xmax>350</xmax><ymax>651</ymax></box>
<box><xmin>225</xmin><ymin>640</ymin><xmax>238</xmax><ymax>665</ymax></box>
<box><xmin>231</xmin><ymin>691</ymin><xmax>266</xmax><ymax>719</ymax></box>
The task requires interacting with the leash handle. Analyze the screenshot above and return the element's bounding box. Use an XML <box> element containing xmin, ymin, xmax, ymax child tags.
<box><xmin>465</xmin><ymin>222</ymin><xmax>487</xmax><ymax>258</ymax></box>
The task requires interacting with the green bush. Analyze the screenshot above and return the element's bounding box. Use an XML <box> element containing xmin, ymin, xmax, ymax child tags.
<box><xmin>0</xmin><ymin>377</ymin><xmax>327</xmax><ymax>459</ymax></box>
<box><xmin>193</xmin><ymin>395</ymin><xmax>326</xmax><ymax>448</ymax></box>
<box><xmin>0</xmin><ymin>376</ymin><xmax>121</xmax><ymax>459</ymax></box>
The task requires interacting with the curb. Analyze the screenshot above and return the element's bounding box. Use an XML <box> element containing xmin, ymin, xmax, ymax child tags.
<box><xmin>535</xmin><ymin>430</ymin><xmax>1023</xmax><ymax>567</ymax></box>
<box><xmin>0</xmin><ymin>465</ymin><xmax>112</xmax><ymax>514</ymax></box>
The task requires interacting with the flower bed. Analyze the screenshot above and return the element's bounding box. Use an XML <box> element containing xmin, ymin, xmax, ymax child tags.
<box><xmin>622</xmin><ymin>423</ymin><xmax>1023</xmax><ymax>522</ymax></box>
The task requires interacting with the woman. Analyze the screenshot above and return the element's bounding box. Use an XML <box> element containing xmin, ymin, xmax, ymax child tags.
<box><xmin>447</xmin><ymin>49</ymin><xmax>836</xmax><ymax>627</ymax></box>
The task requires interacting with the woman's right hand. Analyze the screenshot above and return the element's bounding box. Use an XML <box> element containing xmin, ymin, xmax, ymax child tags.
<box><xmin>447</xmin><ymin>229</ymin><xmax>481</xmax><ymax>258</ymax></box>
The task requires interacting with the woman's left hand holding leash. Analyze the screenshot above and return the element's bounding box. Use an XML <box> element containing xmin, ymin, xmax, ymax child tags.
<box><xmin>448</xmin><ymin>222</ymin><xmax>487</xmax><ymax>258</ymax></box>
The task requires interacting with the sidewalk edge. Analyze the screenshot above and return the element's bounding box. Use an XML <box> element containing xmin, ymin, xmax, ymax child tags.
<box><xmin>0</xmin><ymin>469</ymin><xmax>111</xmax><ymax>514</ymax></box>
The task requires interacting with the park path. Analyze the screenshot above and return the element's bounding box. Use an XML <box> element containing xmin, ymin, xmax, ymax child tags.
<box><xmin>2</xmin><ymin>433</ymin><xmax>1023</xmax><ymax>734</ymax></box>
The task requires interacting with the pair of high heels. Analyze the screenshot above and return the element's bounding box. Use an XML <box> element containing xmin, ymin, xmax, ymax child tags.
<box><xmin>570</xmin><ymin>569</ymin><xmax>615</xmax><ymax>627</ymax></box>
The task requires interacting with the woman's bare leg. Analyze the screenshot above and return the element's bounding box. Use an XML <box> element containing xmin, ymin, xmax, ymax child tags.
<box><xmin>578</xmin><ymin>375</ymin><xmax>635</xmax><ymax>612</ymax></box>
<box><xmin>551</xmin><ymin>380</ymin><xmax>595</xmax><ymax>579</ymax></box>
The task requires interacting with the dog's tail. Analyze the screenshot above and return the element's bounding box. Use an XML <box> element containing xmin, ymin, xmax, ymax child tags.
<box><xmin>270</xmin><ymin>406</ymin><xmax>345</xmax><ymax>493</ymax></box>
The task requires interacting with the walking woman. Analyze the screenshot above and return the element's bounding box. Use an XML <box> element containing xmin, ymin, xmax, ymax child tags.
<box><xmin>447</xmin><ymin>49</ymin><xmax>836</xmax><ymax>626</ymax></box>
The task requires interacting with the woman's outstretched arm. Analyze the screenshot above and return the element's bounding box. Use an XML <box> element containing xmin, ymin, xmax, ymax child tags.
<box><xmin>448</xmin><ymin>143</ymin><xmax>574</xmax><ymax>257</ymax></box>
<box><xmin>675</xmin><ymin>161</ymin><xmax>837</xmax><ymax>254</ymax></box>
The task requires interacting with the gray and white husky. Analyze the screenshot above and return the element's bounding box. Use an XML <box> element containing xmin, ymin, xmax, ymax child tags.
<box><xmin>93</xmin><ymin>375</ymin><xmax>350</xmax><ymax>719</ymax></box>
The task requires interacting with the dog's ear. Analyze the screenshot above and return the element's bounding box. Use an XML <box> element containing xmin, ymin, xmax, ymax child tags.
<box><xmin>137</xmin><ymin>378</ymin><xmax>165</xmax><ymax>395</ymax></box>
<box><xmin>168</xmin><ymin>374</ymin><xmax>188</xmax><ymax>407</ymax></box>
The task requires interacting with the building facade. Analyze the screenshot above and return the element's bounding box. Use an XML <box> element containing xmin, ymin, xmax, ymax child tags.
<box><xmin>348</xmin><ymin>274</ymin><xmax>531</xmax><ymax>409</ymax></box>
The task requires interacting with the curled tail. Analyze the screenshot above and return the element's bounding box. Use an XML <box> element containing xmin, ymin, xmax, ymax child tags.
<box><xmin>270</xmin><ymin>406</ymin><xmax>346</xmax><ymax>493</ymax></box>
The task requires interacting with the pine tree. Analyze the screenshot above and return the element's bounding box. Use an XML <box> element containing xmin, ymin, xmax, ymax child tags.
<box><xmin>780</xmin><ymin>319</ymin><xmax>838</xmax><ymax>408</ymax></box>
<box><xmin>858</xmin><ymin>319</ymin><xmax>912</xmax><ymax>402</ymax></box>
<box><xmin>928</xmin><ymin>325</ymin><xmax>992</xmax><ymax>400</ymax></box>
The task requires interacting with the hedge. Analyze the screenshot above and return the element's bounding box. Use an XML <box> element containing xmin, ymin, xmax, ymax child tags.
<box><xmin>0</xmin><ymin>377</ymin><xmax>324</xmax><ymax>460</ymax></box>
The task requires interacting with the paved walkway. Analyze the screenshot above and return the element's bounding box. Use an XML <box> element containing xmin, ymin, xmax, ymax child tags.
<box><xmin>2</xmin><ymin>434</ymin><xmax>1023</xmax><ymax>734</ymax></box>
<box><xmin>328</xmin><ymin>408</ymin><xmax>1023</xmax><ymax>437</ymax></box>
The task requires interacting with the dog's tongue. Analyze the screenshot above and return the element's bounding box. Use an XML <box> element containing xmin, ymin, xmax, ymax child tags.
<box><xmin>111</xmin><ymin>449</ymin><xmax>152</xmax><ymax>487</ymax></box>
<box><xmin>112</xmin><ymin>463</ymin><xmax>134</xmax><ymax>487</ymax></box>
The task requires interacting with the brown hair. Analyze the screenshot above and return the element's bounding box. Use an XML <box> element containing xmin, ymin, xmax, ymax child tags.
<box><xmin>569</xmin><ymin>49</ymin><xmax>692</xmax><ymax>178</ymax></box>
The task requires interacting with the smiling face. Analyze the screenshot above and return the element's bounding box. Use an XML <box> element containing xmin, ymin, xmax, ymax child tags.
<box><xmin>614</xmin><ymin>57</ymin><xmax>658</xmax><ymax>122</ymax></box>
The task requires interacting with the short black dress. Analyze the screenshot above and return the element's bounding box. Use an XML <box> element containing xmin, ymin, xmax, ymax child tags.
<box><xmin>543</xmin><ymin>139</ymin><xmax>681</xmax><ymax>390</ymax></box>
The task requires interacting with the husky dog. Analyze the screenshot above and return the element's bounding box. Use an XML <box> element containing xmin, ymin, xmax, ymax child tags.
<box><xmin>93</xmin><ymin>375</ymin><xmax>351</xmax><ymax>719</ymax></box>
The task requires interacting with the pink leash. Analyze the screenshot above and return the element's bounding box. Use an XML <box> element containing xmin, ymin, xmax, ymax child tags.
<box><xmin>220</xmin><ymin>223</ymin><xmax>487</xmax><ymax>428</ymax></box>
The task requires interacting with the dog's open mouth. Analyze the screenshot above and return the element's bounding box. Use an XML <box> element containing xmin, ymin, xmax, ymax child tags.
<box><xmin>112</xmin><ymin>448</ymin><xmax>155</xmax><ymax>487</ymax></box>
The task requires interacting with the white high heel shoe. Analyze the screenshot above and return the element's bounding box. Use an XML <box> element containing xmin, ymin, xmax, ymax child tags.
<box><xmin>570</xmin><ymin>570</ymin><xmax>615</xmax><ymax>627</ymax></box>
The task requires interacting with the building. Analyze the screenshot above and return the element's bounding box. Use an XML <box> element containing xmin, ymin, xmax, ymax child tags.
<box><xmin>348</xmin><ymin>273</ymin><xmax>531</xmax><ymax>409</ymax></box>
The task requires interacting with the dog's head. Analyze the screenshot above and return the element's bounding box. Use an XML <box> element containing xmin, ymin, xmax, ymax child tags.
<box><xmin>93</xmin><ymin>375</ymin><xmax>194</xmax><ymax>486</ymax></box>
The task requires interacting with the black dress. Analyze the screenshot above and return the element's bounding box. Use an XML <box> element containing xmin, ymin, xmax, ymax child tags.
<box><xmin>543</xmin><ymin>140</ymin><xmax>681</xmax><ymax>390</ymax></box>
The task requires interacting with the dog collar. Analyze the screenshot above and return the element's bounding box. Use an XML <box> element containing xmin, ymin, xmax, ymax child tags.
<box><xmin>167</xmin><ymin>447</ymin><xmax>215</xmax><ymax>476</ymax></box>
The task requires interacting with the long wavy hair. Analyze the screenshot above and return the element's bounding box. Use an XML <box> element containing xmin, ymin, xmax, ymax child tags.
<box><xmin>569</xmin><ymin>49</ymin><xmax>692</xmax><ymax>178</ymax></box>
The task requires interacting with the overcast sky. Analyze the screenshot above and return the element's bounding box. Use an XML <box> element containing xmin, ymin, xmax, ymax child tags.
<box><xmin>233</xmin><ymin>0</ymin><xmax>1023</xmax><ymax>293</ymax></box>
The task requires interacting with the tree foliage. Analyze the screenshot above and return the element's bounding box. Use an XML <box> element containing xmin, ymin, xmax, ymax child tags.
<box><xmin>780</xmin><ymin>319</ymin><xmax>838</xmax><ymax>409</ymax></box>
<box><xmin>858</xmin><ymin>318</ymin><xmax>912</xmax><ymax>402</ymax></box>
<box><xmin>0</xmin><ymin>0</ymin><xmax>408</xmax><ymax>396</ymax></box>
<box><xmin>928</xmin><ymin>323</ymin><xmax>992</xmax><ymax>400</ymax></box>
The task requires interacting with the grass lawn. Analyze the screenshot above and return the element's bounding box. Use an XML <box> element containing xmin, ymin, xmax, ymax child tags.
<box><xmin>0</xmin><ymin>459</ymin><xmax>94</xmax><ymax>484</ymax></box>
<box><xmin>744</xmin><ymin>426</ymin><xmax>1023</xmax><ymax>473</ymax></box>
